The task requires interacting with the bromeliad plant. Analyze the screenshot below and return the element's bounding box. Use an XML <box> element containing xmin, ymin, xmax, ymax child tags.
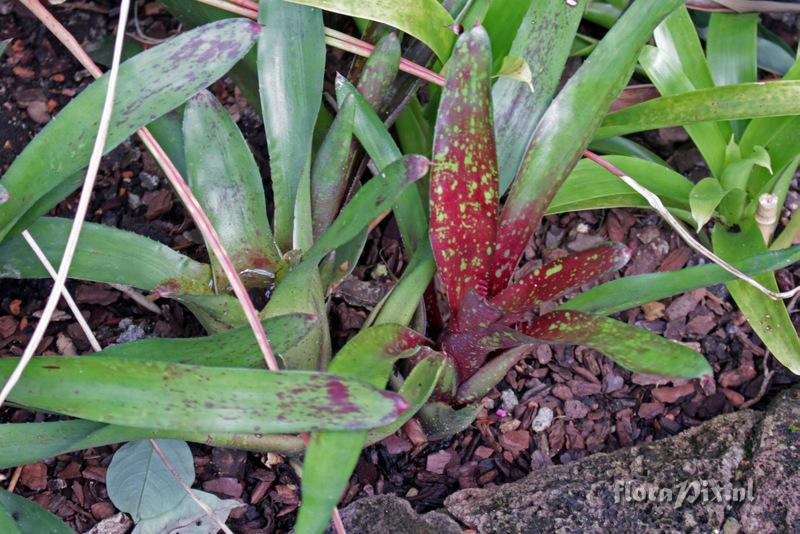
<box><xmin>552</xmin><ymin>5</ymin><xmax>800</xmax><ymax>374</ymax></box>
<box><xmin>405</xmin><ymin>23</ymin><xmax>715</xmax><ymax>436</ymax></box>
<box><xmin>3</xmin><ymin>0</ymin><xmax>800</xmax><ymax>532</ymax></box>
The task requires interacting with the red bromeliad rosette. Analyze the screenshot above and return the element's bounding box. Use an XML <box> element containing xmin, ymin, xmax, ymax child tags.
<box><xmin>428</xmin><ymin>25</ymin><xmax>712</xmax><ymax>408</ymax></box>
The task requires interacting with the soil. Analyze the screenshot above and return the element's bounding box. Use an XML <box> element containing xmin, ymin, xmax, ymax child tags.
<box><xmin>1</xmin><ymin>2</ymin><xmax>799</xmax><ymax>533</ymax></box>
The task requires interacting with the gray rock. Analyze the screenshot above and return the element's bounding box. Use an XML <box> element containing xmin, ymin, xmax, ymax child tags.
<box><xmin>329</xmin><ymin>495</ymin><xmax>460</xmax><ymax>534</ymax></box>
<box><xmin>445</xmin><ymin>386</ymin><xmax>800</xmax><ymax>533</ymax></box>
<box><xmin>332</xmin><ymin>386</ymin><xmax>799</xmax><ymax>533</ymax></box>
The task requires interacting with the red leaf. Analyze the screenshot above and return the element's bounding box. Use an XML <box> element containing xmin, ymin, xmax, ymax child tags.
<box><xmin>430</xmin><ymin>25</ymin><xmax>498</xmax><ymax>318</ymax></box>
<box><xmin>491</xmin><ymin>243</ymin><xmax>631</xmax><ymax>314</ymax></box>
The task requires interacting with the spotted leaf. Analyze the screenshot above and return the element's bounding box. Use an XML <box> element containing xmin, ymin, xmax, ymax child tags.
<box><xmin>521</xmin><ymin>310</ymin><xmax>713</xmax><ymax>379</ymax></box>
<box><xmin>491</xmin><ymin>243</ymin><xmax>631</xmax><ymax>314</ymax></box>
<box><xmin>430</xmin><ymin>25</ymin><xmax>498</xmax><ymax>318</ymax></box>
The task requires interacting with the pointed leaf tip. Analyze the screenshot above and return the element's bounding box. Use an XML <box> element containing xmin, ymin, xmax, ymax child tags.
<box><xmin>430</xmin><ymin>22</ymin><xmax>498</xmax><ymax>317</ymax></box>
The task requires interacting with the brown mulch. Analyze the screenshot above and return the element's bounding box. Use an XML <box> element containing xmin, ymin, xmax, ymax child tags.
<box><xmin>1</xmin><ymin>2</ymin><xmax>799</xmax><ymax>532</ymax></box>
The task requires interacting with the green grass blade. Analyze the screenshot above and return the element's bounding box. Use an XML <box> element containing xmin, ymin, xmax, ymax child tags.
<box><xmin>286</xmin><ymin>0</ymin><xmax>455</xmax><ymax>61</ymax></box>
<box><xmin>0</xmin><ymin>19</ymin><xmax>259</xmax><ymax>243</ymax></box>
<box><xmin>492</xmin><ymin>0</ymin><xmax>683</xmax><ymax>294</ymax></box>
<box><xmin>596</xmin><ymin>81</ymin><xmax>800</xmax><ymax>139</ymax></box>
<box><xmin>0</xmin><ymin>357</ymin><xmax>409</xmax><ymax>434</ymax></box>
<box><xmin>0</xmin><ymin>217</ymin><xmax>212</xmax><ymax>294</ymax></box>
<box><xmin>524</xmin><ymin>311</ymin><xmax>712</xmax><ymax>379</ymax></box>
<box><xmin>707</xmin><ymin>13</ymin><xmax>758</xmax><ymax>138</ymax></box>
<box><xmin>493</xmin><ymin>0</ymin><xmax>586</xmax><ymax>194</ymax></box>
<box><xmin>654</xmin><ymin>6</ymin><xmax>715</xmax><ymax>90</ymax></box>
<box><xmin>184</xmin><ymin>91</ymin><xmax>281</xmax><ymax>280</ymax></box>
<box><xmin>547</xmin><ymin>156</ymin><xmax>692</xmax><ymax>214</ymax></box>
<box><xmin>712</xmin><ymin>222</ymin><xmax>800</xmax><ymax>374</ymax></box>
<box><xmin>562</xmin><ymin>246</ymin><xmax>800</xmax><ymax>315</ymax></box>
<box><xmin>257</xmin><ymin>0</ymin><xmax>325</xmax><ymax>251</ymax></box>
<box><xmin>638</xmin><ymin>45</ymin><xmax>728</xmax><ymax>174</ymax></box>
<box><xmin>296</xmin><ymin>325</ymin><xmax>428</xmax><ymax>534</ymax></box>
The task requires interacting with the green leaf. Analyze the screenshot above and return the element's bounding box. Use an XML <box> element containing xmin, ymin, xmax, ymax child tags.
<box><xmin>493</xmin><ymin>0</ymin><xmax>586</xmax><ymax>194</ymax></box>
<box><xmin>0</xmin><ymin>490</ymin><xmax>74</xmax><ymax>534</ymax></box>
<box><xmin>756</xmin><ymin>23</ymin><xmax>797</xmax><ymax>76</ymax></box>
<box><xmin>286</xmin><ymin>0</ymin><xmax>455</xmax><ymax>61</ymax></box>
<box><xmin>596</xmin><ymin>81</ymin><xmax>800</xmax><ymax>139</ymax></box>
<box><xmin>0</xmin><ymin>420</ymin><xmax>305</xmax><ymax>470</ymax></box>
<box><xmin>712</xmin><ymin>222</ymin><xmax>800</xmax><ymax>374</ymax></box>
<box><xmin>0</xmin><ymin>217</ymin><xmax>212</xmax><ymax>295</ymax></box>
<box><xmin>0</xmin><ymin>39</ymin><xmax>11</xmax><ymax>58</ymax></box>
<box><xmin>638</xmin><ymin>44</ymin><xmax>728</xmax><ymax>175</ymax></box>
<box><xmin>718</xmin><ymin>188</ymin><xmax>748</xmax><ymax>225</ymax></box>
<box><xmin>587</xmin><ymin>136</ymin><xmax>666</xmax><ymax>165</ymax></box>
<box><xmin>430</xmin><ymin>25</ymin><xmax>497</xmax><ymax>316</ymax></box>
<box><xmin>173</xmin><ymin>294</ymin><xmax>248</xmax><ymax>332</ymax></box>
<box><xmin>690</xmin><ymin>177</ymin><xmax>727</xmax><ymax>230</ymax></box>
<box><xmin>296</xmin><ymin>325</ymin><xmax>428</xmax><ymax>534</ymax></box>
<box><xmin>183</xmin><ymin>90</ymin><xmax>281</xmax><ymax>281</ymax></box>
<box><xmin>335</xmin><ymin>75</ymin><xmax>428</xmax><ymax>254</ymax></box>
<box><xmin>0</xmin><ymin>356</ymin><xmax>409</xmax><ymax>433</ymax></box>
<box><xmin>493</xmin><ymin>56</ymin><xmax>533</xmax><ymax>92</ymax></box>
<box><xmin>304</xmin><ymin>156</ymin><xmax>430</xmax><ymax>265</ymax></box>
<box><xmin>0</xmin><ymin>19</ymin><xmax>260</xmax><ymax>243</ymax></box>
<box><xmin>653</xmin><ymin>6</ymin><xmax>714</xmax><ymax>91</ymax></box>
<box><xmin>707</xmin><ymin>13</ymin><xmax>758</xmax><ymax>138</ymax></box>
<box><xmin>547</xmin><ymin>156</ymin><xmax>693</xmax><ymax>215</ymax></box>
<box><xmin>159</xmin><ymin>0</ymin><xmax>262</xmax><ymax>111</ymax></box>
<box><xmin>107</xmin><ymin>439</ymin><xmax>194</xmax><ymax>522</ymax></box>
<box><xmin>492</xmin><ymin>0</ymin><xmax>684</xmax><ymax>294</ymax></box>
<box><xmin>263</xmin><ymin>260</ymin><xmax>331</xmax><ymax>371</ymax></box>
<box><xmin>257</xmin><ymin>0</ymin><xmax>325</xmax><ymax>250</ymax></box>
<box><xmin>418</xmin><ymin>401</ymin><xmax>480</xmax><ymax>441</ymax></box>
<box><xmin>522</xmin><ymin>310</ymin><xmax>713</xmax><ymax>379</ymax></box>
<box><xmin>366</xmin><ymin>352</ymin><xmax>445</xmax><ymax>442</ymax></box>
<box><xmin>562</xmin><ymin>245</ymin><xmax>800</xmax><ymax>316</ymax></box>
<box><xmin>370</xmin><ymin>241</ymin><xmax>436</xmax><ymax>327</ymax></box>
<box><xmin>99</xmin><ymin>313</ymin><xmax>315</xmax><ymax>367</ymax></box>
<box><xmin>133</xmin><ymin>490</ymin><xmax>239</xmax><ymax>534</ymax></box>
<box><xmin>310</xmin><ymin>97</ymin><xmax>356</xmax><ymax>241</ymax></box>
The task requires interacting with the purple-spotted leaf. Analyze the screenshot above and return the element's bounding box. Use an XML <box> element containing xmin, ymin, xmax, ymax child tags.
<box><xmin>430</xmin><ymin>25</ymin><xmax>498</xmax><ymax>318</ymax></box>
<box><xmin>296</xmin><ymin>325</ymin><xmax>429</xmax><ymax>534</ymax></box>
<box><xmin>0</xmin><ymin>356</ymin><xmax>410</xmax><ymax>434</ymax></box>
<box><xmin>184</xmin><ymin>90</ymin><xmax>282</xmax><ymax>282</ymax></box>
<box><xmin>491</xmin><ymin>243</ymin><xmax>631</xmax><ymax>314</ymax></box>
<box><xmin>521</xmin><ymin>310</ymin><xmax>712</xmax><ymax>379</ymax></box>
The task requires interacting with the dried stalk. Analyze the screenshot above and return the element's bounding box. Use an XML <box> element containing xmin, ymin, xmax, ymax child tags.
<box><xmin>0</xmin><ymin>0</ymin><xmax>131</xmax><ymax>409</ymax></box>
<box><xmin>583</xmin><ymin>150</ymin><xmax>800</xmax><ymax>300</ymax></box>
<box><xmin>21</xmin><ymin>230</ymin><xmax>102</xmax><ymax>351</ymax></box>
<box><xmin>22</xmin><ymin>0</ymin><xmax>281</xmax><ymax>373</ymax></box>
<box><xmin>755</xmin><ymin>193</ymin><xmax>779</xmax><ymax>245</ymax></box>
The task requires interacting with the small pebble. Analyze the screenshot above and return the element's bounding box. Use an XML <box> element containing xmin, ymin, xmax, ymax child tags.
<box><xmin>531</xmin><ymin>406</ymin><xmax>554</xmax><ymax>432</ymax></box>
<box><xmin>500</xmin><ymin>389</ymin><xmax>519</xmax><ymax>411</ymax></box>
